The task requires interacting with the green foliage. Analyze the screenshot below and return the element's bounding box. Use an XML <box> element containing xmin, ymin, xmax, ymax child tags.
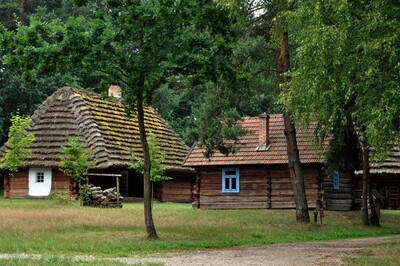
<box><xmin>131</xmin><ymin>134</ymin><xmax>171</xmax><ymax>183</ymax></box>
<box><xmin>0</xmin><ymin>1</ymin><xmax>113</xmax><ymax>146</ymax></box>
<box><xmin>194</xmin><ymin>81</ymin><xmax>248</xmax><ymax>157</ymax></box>
<box><xmin>59</xmin><ymin>137</ymin><xmax>94</xmax><ymax>182</ymax></box>
<box><xmin>49</xmin><ymin>190</ymin><xmax>74</xmax><ymax>205</ymax></box>
<box><xmin>79</xmin><ymin>183</ymin><xmax>91</xmax><ymax>206</ymax></box>
<box><xmin>287</xmin><ymin>0</ymin><xmax>400</xmax><ymax>164</ymax></box>
<box><xmin>0</xmin><ymin>113</ymin><xmax>35</xmax><ymax>173</ymax></box>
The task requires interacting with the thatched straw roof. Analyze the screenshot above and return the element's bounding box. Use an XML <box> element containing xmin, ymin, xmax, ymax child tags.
<box><xmin>355</xmin><ymin>142</ymin><xmax>400</xmax><ymax>175</ymax></box>
<box><xmin>0</xmin><ymin>87</ymin><xmax>189</xmax><ymax>170</ymax></box>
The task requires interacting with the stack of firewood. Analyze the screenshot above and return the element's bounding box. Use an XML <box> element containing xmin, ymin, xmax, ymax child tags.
<box><xmin>87</xmin><ymin>184</ymin><xmax>123</xmax><ymax>208</ymax></box>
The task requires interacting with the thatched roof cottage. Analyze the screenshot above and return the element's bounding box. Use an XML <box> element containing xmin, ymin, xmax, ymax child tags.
<box><xmin>0</xmin><ymin>87</ymin><xmax>194</xmax><ymax>202</ymax></box>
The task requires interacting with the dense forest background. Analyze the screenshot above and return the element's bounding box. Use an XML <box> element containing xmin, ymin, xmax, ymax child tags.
<box><xmin>0</xmin><ymin>0</ymin><xmax>280</xmax><ymax>147</ymax></box>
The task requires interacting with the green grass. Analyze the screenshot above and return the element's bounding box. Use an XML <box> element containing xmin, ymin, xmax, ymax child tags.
<box><xmin>346</xmin><ymin>242</ymin><xmax>400</xmax><ymax>265</ymax></box>
<box><xmin>0</xmin><ymin>198</ymin><xmax>399</xmax><ymax>257</ymax></box>
<box><xmin>0</xmin><ymin>256</ymin><xmax>161</xmax><ymax>266</ymax></box>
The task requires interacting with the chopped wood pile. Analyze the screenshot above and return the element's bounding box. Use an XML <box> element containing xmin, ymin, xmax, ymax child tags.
<box><xmin>87</xmin><ymin>184</ymin><xmax>123</xmax><ymax>208</ymax></box>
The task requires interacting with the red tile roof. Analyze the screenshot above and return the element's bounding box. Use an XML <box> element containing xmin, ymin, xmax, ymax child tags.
<box><xmin>184</xmin><ymin>114</ymin><xmax>324</xmax><ymax>166</ymax></box>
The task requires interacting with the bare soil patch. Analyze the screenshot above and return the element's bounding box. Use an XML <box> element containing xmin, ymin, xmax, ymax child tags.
<box><xmin>122</xmin><ymin>234</ymin><xmax>400</xmax><ymax>266</ymax></box>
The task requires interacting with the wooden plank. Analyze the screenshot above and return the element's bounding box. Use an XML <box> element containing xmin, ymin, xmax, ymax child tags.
<box><xmin>201</xmin><ymin>190</ymin><xmax>267</xmax><ymax>197</ymax></box>
<box><xmin>326</xmin><ymin>204</ymin><xmax>352</xmax><ymax>211</ymax></box>
<box><xmin>162</xmin><ymin>196</ymin><xmax>191</xmax><ymax>202</ymax></box>
<box><xmin>271</xmin><ymin>202</ymin><xmax>317</xmax><ymax>209</ymax></box>
<box><xmin>200</xmin><ymin>196</ymin><xmax>267</xmax><ymax>203</ymax></box>
<box><xmin>163</xmin><ymin>183</ymin><xmax>191</xmax><ymax>189</ymax></box>
<box><xmin>201</xmin><ymin>202</ymin><xmax>267</xmax><ymax>209</ymax></box>
<box><xmin>270</xmin><ymin>202</ymin><xmax>296</xmax><ymax>208</ymax></box>
<box><xmin>271</xmin><ymin>190</ymin><xmax>294</xmax><ymax>197</ymax></box>
<box><xmin>322</xmin><ymin>183</ymin><xmax>352</xmax><ymax>189</ymax></box>
<box><xmin>323</xmin><ymin>188</ymin><xmax>352</xmax><ymax>193</ymax></box>
<box><xmin>323</xmin><ymin>193</ymin><xmax>353</xmax><ymax>199</ymax></box>
<box><xmin>325</xmin><ymin>199</ymin><xmax>353</xmax><ymax>205</ymax></box>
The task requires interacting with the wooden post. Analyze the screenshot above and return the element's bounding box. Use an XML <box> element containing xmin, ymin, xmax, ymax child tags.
<box><xmin>116</xmin><ymin>175</ymin><xmax>120</xmax><ymax>207</ymax></box>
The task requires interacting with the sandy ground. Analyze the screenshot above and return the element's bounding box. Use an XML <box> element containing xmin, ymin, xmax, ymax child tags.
<box><xmin>1</xmin><ymin>235</ymin><xmax>399</xmax><ymax>265</ymax></box>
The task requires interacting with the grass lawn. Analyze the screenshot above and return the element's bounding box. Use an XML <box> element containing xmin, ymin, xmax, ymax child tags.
<box><xmin>347</xmin><ymin>242</ymin><xmax>400</xmax><ymax>266</ymax></box>
<box><xmin>0</xmin><ymin>198</ymin><xmax>399</xmax><ymax>257</ymax></box>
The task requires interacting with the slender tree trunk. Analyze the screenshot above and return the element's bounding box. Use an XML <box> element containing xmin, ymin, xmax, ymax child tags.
<box><xmin>361</xmin><ymin>142</ymin><xmax>369</xmax><ymax>225</ymax></box>
<box><xmin>20</xmin><ymin>0</ymin><xmax>25</xmax><ymax>14</ymax></box>
<box><xmin>136</xmin><ymin>91</ymin><xmax>158</xmax><ymax>239</ymax></box>
<box><xmin>361</xmin><ymin>141</ymin><xmax>380</xmax><ymax>226</ymax></box>
<box><xmin>276</xmin><ymin>31</ymin><xmax>310</xmax><ymax>222</ymax></box>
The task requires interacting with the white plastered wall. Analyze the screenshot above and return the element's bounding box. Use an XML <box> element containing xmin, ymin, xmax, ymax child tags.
<box><xmin>28</xmin><ymin>168</ymin><xmax>52</xmax><ymax>196</ymax></box>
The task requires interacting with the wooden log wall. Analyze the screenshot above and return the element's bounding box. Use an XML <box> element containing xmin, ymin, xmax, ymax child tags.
<box><xmin>199</xmin><ymin>166</ymin><xmax>269</xmax><ymax>209</ymax></box>
<box><xmin>51</xmin><ymin>169</ymin><xmax>72</xmax><ymax>194</ymax></box>
<box><xmin>322</xmin><ymin>171</ymin><xmax>353</xmax><ymax>211</ymax></box>
<box><xmin>353</xmin><ymin>173</ymin><xmax>399</xmax><ymax>209</ymax></box>
<box><xmin>269</xmin><ymin>165</ymin><xmax>320</xmax><ymax>209</ymax></box>
<box><xmin>197</xmin><ymin>165</ymin><xmax>321</xmax><ymax>210</ymax></box>
<box><xmin>4</xmin><ymin>170</ymin><xmax>29</xmax><ymax>198</ymax></box>
<box><xmin>160</xmin><ymin>172</ymin><xmax>195</xmax><ymax>203</ymax></box>
<box><xmin>3</xmin><ymin>168</ymin><xmax>71</xmax><ymax>198</ymax></box>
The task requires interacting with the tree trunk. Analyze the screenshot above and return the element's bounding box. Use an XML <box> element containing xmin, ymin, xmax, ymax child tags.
<box><xmin>20</xmin><ymin>0</ymin><xmax>25</xmax><ymax>14</ymax></box>
<box><xmin>362</xmin><ymin>141</ymin><xmax>380</xmax><ymax>226</ymax></box>
<box><xmin>361</xmin><ymin>142</ymin><xmax>369</xmax><ymax>225</ymax></box>
<box><xmin>276</xmin><ymin>31</ymin><xmax>310</xmax><ymax>222</ymax></box>
<box><xmin>136</xmin><ymin>92</ymin><xmax>158</xmax><ymax>239</ymax></box>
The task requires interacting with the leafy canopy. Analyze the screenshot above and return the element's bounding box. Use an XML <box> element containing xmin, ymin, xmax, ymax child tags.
<box><xmin>286</xmin><ymin>0</ymin><xmax>400</xmax><ymax>164</ymax></box>
<box><xmin>59</xmin><ymin>137</ymin><xmax>94</xmax><ymax>182</ymax></box>
<box><xmin>131</xmin><ymin>134</ymin><xmax>171</xmax><ymax>182</ymax></box>
<box><xmin>1</xmin><ymin>113</ymin><xmax>35</xmax><ymax>173</ymax></box>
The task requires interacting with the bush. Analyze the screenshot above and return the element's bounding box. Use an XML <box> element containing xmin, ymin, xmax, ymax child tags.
<box><xmin>49</xmin><ymin>190</ymin><xmax>73</xmax><ymax>205</ymax></box>
<box><xmin>80</xmin><ymin>184</ymin><xmax>91</xmax><ymax>206</ymax></box>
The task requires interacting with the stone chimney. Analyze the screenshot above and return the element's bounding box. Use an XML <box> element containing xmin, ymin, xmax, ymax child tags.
<box><xmin>108</xmin><ymin>85</ymin><xmax>122</xmax><ymax>99</ymax></box>
<box><xmin>257</xmin><ymin>113</ymin><xmax>270</xmax><ymax>151</ymax></box>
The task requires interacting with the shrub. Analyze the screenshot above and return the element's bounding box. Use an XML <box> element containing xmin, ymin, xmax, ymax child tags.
<box><xmin>80</xmin><ymin>184</ymin><xmax>92</xmax><ymax>206</ymax></box>
<box><xmin>49</xmin><ymin>190</ymin><xmax>73</xmax><ymax>205</ymax></box>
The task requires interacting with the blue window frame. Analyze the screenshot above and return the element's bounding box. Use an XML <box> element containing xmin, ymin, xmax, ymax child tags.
<box><xmin>222</xmin><ymin>168</ymin><xmax>240</xmax><ymax>193</ymax></box>
<box><xmin>333</xmin><ymin>170</ymin><xmax>340</xmax><ymax>190</ymax></box>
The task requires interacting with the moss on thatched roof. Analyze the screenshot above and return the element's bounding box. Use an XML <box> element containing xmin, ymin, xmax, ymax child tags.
<box><xmin>0</xmin><ymin>87</ymin><xmax>189</xmax><ymax>170</ymax></box>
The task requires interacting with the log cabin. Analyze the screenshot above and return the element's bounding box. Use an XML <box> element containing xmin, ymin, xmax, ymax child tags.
<box><xmin>354</xmin><ymin>142</ymin><xmax>400</xmax><ymax>209</ymax></box>
<box><xmin>0</xmin><ymin>86</ymin><xmax>195</xmax><ymax>202</ymax></box>
<box><xmin>184</xmin><ymin>114</ymin><xmax>324</xmax><ymax>209</ymax></box>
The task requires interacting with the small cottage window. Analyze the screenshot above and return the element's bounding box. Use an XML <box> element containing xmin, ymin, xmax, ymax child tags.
<box><xmin>36</xmin><ymin>172</ymin><xmax>45</xmax><ymax>183</ymax></box>
<box><xmin>222</xmin><ymin>168</ymin><xmax>240</xmax><ymax>193</ymax></box>
<box><xmin>333</xmin><ymin>170</ymin><xmax>340</xmax><ymax>190</ymax></box>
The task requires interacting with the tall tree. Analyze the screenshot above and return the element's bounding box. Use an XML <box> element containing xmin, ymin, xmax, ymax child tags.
<box><xmin>197</xmin><ymin>0</ymin><xmax>310</xmax><ymax>222</ymax></box>
<box><xmin>272</xmin><ymin>0</ymin><xmax>310</xmax><ymax>222</ymax></box>
<box><xmin>287</xmin><ymin>0</ymin><xmax>400</xmax><ymax>226</ymax></box>
<box><xmin>3</xmin><ymin>0</ymin><xmax>234</xmax><ymax>238</ymax></box>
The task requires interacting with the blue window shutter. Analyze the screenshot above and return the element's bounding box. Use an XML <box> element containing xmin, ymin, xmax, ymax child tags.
<box><xmin>333</xmin><ymin>170</ymin><xmax>340</xmax><ymax>190</ymax></box>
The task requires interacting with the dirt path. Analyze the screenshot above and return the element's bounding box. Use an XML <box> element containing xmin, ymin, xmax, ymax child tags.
<box><xmin>117</xmin><ymin>235</ymin><xmax>400</xmax><ymax>266</ymax></box>
<box><xmin>1</xmin><ymin>235</ymin><xmax>399</xmax><ymax>265</ymax></box>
